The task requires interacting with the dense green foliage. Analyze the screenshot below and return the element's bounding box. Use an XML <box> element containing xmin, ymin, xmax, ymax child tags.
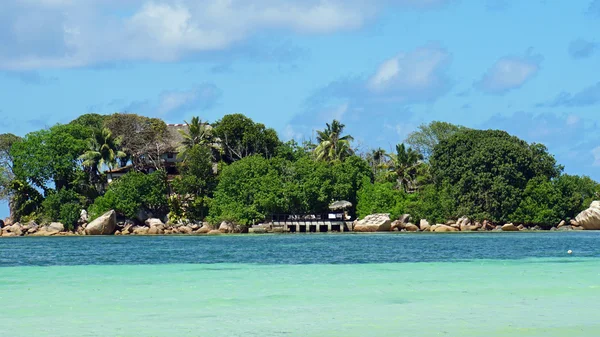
<box><xmin>169</xmin><ymin>145</ymin><xmax>216</xmax><ymax>222</ymax></box>
<box><xmin>313</xmin><ymin>120</ymin><xmax>354</xmax><ymax>162</ymax></box>
<box><xmin>0</xmin><ymin>133</ymin><xmax>21</xmax><ymax>201</ymax></box>
<box><xmin>89</xmin><ymin>171</ymin><xmax>168</xmax><ymax>220</ymax></box>
<box><xmin>430</xmin><ymin>129</ymin><xmax>561</xmax><ymax>222</ymax></box>
<box><xmin>208</xmin><ymin>155</ymin><xmax>371</xmax><ymax>225</ymax></box>
<box><xmin>406</xmin><ymin>121</ymin><xmax>467</xmax><ymax>160</ymax></box>
<box><xmin>357</xmin><ymin>179</ymin><xmax>408</xmax><ymax>219</ymax></box>
<box><xmin>4</xmin><ymin>111</ymin><xmax>598</xmax><ymax>229</ymax></box>
<box><xmin>9</xmin><ymin>179</ymin><xmax>44</xmax><ymax>222</ymax></box>
<box><xmin>42</xmin><ymin>188</ymin><xmax>85</xmax><ymax>230</ymax></box>
<box><xmin>511</xmin><ymin>175</ymin><xmax>599</xmax><ymax>225</ymax></box>
<box><xmin>12</xmin><ymin>124</ymin><xmax>90</xmax><ymax>192</ymax></box>
<box><xmin>212</xmin><ymin>114</ymin><xmax>280</xmax><ymax>163</ymax></box>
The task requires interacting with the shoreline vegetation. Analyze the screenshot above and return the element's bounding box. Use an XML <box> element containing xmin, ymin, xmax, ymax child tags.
<box><xmin>1</xmin><ymin>113</ymin><xmax>600</xmax><ymax>237</ymax></box>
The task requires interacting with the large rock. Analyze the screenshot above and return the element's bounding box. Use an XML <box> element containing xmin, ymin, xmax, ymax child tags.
<box><xmin>432</xmin><ymin>224</ymin><xmax>458</xmax><ymax>232</ymax></box>
<box><xmin>501</xmin><ymin>223</ymin><xmax>519</xmax><ymax>232</ymax></box>
<box><xmin>391</xmin><ymin>220</ymin><xmax>405</xmax><ymax>231</ymax></box>
<box><xmin>391</xmin><ymin>214</ymin><xmax>411</xmax><ymax>231</ymax></box>
<box><xmin>398</xmin><ymin>214</ymin><xmax>411</xmax><ymax>224</ymax></box>
<box><xmin>133</xmin><ymin>226</ymin><xmax>149</xmax><ymax>235</ymax></box>
<box><xmin>404</xmin><ymin>223</ymin><xmax>419</xmax><ymax>232</ymax></box>
<box><xmin>178</xmin><ymin>226</ymin><xmax>193</xmax><ymax>235</ymax></box>
<box><xmin>196</xmin><ymin>226</ymin><xmax>211</xmax><ymax>234</ymax></box>
<box><xmin>457</xmin><ymin>217</ymin><xmax>479</xmax><ymax>231</ymax></box>
<box><xmin>85</xmin><ymin>210</ymin><xmax>117</xmax><ymax>235</ymax></box>
<box><xmin>353</xmin><ymin>214</ymin><xmax>392</xmax><ymax>232</ymax></box>
<box><xmin>145</xmin><ymin>218</ymin><xmax>165</xmax><ymax>228</ymax></box>
<box><xmin>482</xmin><ymin>220</ymin><xmax>495</xmax><ymax>231</ymax></box>
<box><xmin>419</xmin><ymin>219</ymin><xmax>431</xmax><ymax>231</ymax></box>
<box><xmin>122</xmin><ymin>223</ymin><xmax>134</xmax><ymax>235</ymax></box>
<box><xmin>47</xmin><ymin>222</ymin><xmax>65</xmax><ymax>233</ymax></box>
<box><xmin>148</xmin><ymin>226</ymin><xmax>164</xmax><ymax>235</ymax></box>
<box><xmin>207</xmin><ymin>229</ymin><xmax>221</xmax><ymax>235</ymax></box>
<box><xmin>219</xmin><ymin>221</ymin><xmax>234</xmax><ymax>233</ymax></box>
<box><xmin>2</xmin><ymin>224</ymin><xmax>23</xmax><ymax>237</ymax></box>
<box><xmin>574</xmin><ymin>201</ymin><xmax>600</xmax><ymax>230</ymax></box>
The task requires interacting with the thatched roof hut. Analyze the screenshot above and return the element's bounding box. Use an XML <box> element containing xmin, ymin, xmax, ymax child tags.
<box><xmin>329</xmin><ymin>200</ymin><xmax>352</xmax><ymax>211</ymax></box>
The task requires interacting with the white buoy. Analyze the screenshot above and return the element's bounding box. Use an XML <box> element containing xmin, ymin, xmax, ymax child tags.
<box><xmin>568</xmin><ymin>250</ymin><xmax>573</xmax><ymax>255</ymax></box>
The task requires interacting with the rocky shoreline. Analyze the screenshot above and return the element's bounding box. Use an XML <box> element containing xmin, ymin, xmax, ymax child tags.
<box><xmin>2</xmin><ymin>201</ymin><xmax>600</xmax><ymax>237</ymax></box>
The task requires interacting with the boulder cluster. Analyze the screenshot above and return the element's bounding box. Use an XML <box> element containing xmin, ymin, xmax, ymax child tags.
<box><xmin>0</xmin><ymin>210</ymin><xmax>244</xmax><ymax>237</ymax></box>
<box><xmin>350</xmin><ymin>201</ymin><xmax>600</xmax><ymax>233</ymax></box>
<box><xmin>3</xmin><ymin>201</ymin><xmax>600</xmax><ymax>237</ymax></box>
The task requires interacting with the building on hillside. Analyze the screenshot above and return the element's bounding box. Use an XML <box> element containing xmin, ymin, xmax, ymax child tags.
<box><xmin>106</xmin><ymin>165</ymin><xmax>134</xmax><ymax>183</ymax></box>
<box><xmin>104</xmin><ymin>123</ymin><xmax>216</xmax><ymax>183</ymax></box>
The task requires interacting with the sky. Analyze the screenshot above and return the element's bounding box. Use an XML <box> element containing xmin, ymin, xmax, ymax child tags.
<box><xmin>1</xmin><ymin>0</ymin><xmax>600</xmax><ymax>219</ymax></box>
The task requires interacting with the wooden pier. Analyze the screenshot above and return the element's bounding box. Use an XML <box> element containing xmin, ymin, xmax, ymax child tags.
<box><xmin>269</xmin><ymin>214</ymin><xmax>354</xmax><ymax>233</ymax></box>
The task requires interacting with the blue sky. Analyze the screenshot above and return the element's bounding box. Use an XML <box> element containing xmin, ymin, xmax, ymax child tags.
<box><xmin>1</xmin><ymin>0</ymin><xmax>600</xmax><ymax>219</ymax></box>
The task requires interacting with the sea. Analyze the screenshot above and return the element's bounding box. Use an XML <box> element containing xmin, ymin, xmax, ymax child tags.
<box><xmin>1</xmin><ymin>232</ymin><xmax>599</xmax><ymax>336</ymax></box>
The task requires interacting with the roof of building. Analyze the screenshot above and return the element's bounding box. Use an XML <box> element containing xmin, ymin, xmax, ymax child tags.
<box><xmin>165</xmin><ymin>123</ymin><xmax>216</xmax><ymax>151</ymax></box>
<box><xmin>166</xmin><ymin>124</ymin><xmax>189</xmax><ymax>150</ymax></box>
<box><xmin>105</xmin><ymin>165</ymin><xmax>134</xmax><ymax>174</ymax></box>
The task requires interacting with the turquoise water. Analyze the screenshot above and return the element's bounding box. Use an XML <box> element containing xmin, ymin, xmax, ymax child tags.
<box><xmin>1</xmin><ymin>233</ymin><xmax>600</xmax><ymax>336</ymax></box>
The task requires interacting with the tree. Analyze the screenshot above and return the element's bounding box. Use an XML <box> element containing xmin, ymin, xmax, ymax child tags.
<box><xmin>212</xmin><ymin>114</ymin><xmax>281</xmax><ymax>163</ymax></box>
<box><xmin>79</xmin><ymin>127</ymin><xmax>126</xmax><ymax>175</ymax></box>
<box><xmin>208</xmin><ymin>155</ymin><xmax>284</xmax><ymax>225</ymax></box>
<box><xmin>104</xmin><ymin>113</ymin><xmax>169</xmax><ymax>171</ymax></box>
<box><xmin>430</xmin><ymin>129</ymin><xmax>561</xmax><ymax>222</ymax></box>
<box><xmin>42</xmin><ymin>188</ymin><xmax>85</xmax><ymax>230</ymax></box>
<box><xmin>388</xmin><ymin>144</ymin><xmax>424</xmax><ymax>193</ymax></box>
<box><xmin>365</xmin><ymin>148</ymin><xmax>389</xmax><ymax>180</ymax></box>
<box><xmin>89</xmin><ymin>170</ymin><xmax>168</xmax><ymax>220</ymax></box>
<box><xmin>406</xmin><ymin>121</ymin><xmax>467</xmax><ymax>160</ymax></box>
<box><xmin>509</xmin><ymin>174</ymin><xmax>599</xmax><ymax>226</ymax></box>
<box><xmin>177</xmin><ymin>117</ymin><xmax>217</xmax><ymax>161</ymax></box>
<box><xmin>313</xmin><ymin>120</ymin><xmax>354</xmax><ymax>162</ymax></box>
<box><xmin>0</xmin><ymin>133</ymin><xmax>21</xmax><ymax>201</ymax></box>
<box><xmin>404</xmin><ymin>183</ymin><xmax>455</xmax><ymax>224</ymax></box>
<box><xmin>170</xmin><ymin>145</ymin><xmax>217</xmax><ymax>222</ymax></box>
<box><xmin>0</xmin><ymin>133</ymin><xmax>21</xmax><ymax>174</ymax></box>
<box><xmin>208</xmin><ymin>154</ymin><xmax>371</xmax><ymax>225</ymax></box>
<box><xmin>69</xmin><ymin>113</ymin><xmax>107</xmax><ymax>130</ymax></box>
<box><xmin>357</xmin><ymin>178</ymin><xmax>408</xmax><ymax>219</ymax></box>
<box><xmin>12</xmin><ymin>124</ymin><xmax>90</xmax><ymax>192</ymax></box>
<box><xmin>8</xmin><ymin>179</ymin><xmax>44</xmax><ymax>222</ymax></box>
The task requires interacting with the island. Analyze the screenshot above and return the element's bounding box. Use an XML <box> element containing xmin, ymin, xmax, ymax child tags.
<box><xmin>1</xmin><ymin>113</ymin><xmax>599</xmax><ymax>236</ymax></box>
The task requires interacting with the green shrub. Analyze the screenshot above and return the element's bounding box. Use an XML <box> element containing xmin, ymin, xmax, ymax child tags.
<box><xmin>89</xmin><ymin>170</ymin><xmax>168</xmax><ymax>220</ymax></box>
<box><xmin>42</xmin><ymin>188</ymin><xmax>84</xmax><ymax>230</ymax></box>
<box><xmin>357</xmin><ymin>178</ymin><xmax>408</xmax><ymax>219</ymax></box>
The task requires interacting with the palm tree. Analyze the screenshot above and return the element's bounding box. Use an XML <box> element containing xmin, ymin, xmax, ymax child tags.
<box><xmin>313</xmin><ymin>120</ymin><xmax>354</xmax><ymax>162</ymax></box>
<box><xmin>388</xmin><ymin>143</ymin><xmax>423</xmax><ymax>193</ymax></box>
<box><xmin>79</xmin><ymin>128</ymin><xmax>126</xmax><ymax>174</ymax></box>
<box><xmin>177</xmin><ymin>117</ymin><xmax>216</xmax><ymax>161</ymax></box>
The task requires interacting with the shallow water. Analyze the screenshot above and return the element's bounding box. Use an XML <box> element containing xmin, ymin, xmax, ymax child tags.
<box><xmin>1</xmin><ymin>233</ymin><xmax>599</xmax><ymax>336</ymax></box>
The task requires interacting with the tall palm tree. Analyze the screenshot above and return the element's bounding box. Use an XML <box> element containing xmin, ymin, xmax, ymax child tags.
<box><xmin>313</xmin><ymin>120</ymin><xmax>354</xmax><ymax>162</ymax></box>
<box><xmin>366</xmin><ymin>148</ymin><xmax>389</xmax><ymax>178</ymax></box>
<box><xmin>177</xmin><ymin>117</ymin><xmax>216</xmax><ymax>161</ymax></box>
<box><xmin>79</xmin><ymin>128</ymin><xmax>126</xmax><ymax>174</ymax></box>
<box><xmin>389</xmin><ymin>143</ymin><xmax>423</xmax><ymax>193</ymax></box>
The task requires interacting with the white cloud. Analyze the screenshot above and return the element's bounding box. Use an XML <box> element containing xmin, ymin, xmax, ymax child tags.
<box><xmin>475</xmin><ymin>53</ymin><xmax>542</xmax><ymax>94</ymax></box>
<box><xmin>303</xmin><ymin>44</ymin><xmax>452</xmax><ymax>117</ymax></box>
<box><xmin>367</xmin><ymin>45</ymin><xmax>451</xmax><ymax>99</ymax></box>
<box><xmin>0</xmin><ymin>0</ymin><xmax>450</xmax><ymax>70</ymax></box>
<box><xmin>124</xmin><ymin>83</ymin><xmax>221</xmax><ymax>118</ymax></box>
